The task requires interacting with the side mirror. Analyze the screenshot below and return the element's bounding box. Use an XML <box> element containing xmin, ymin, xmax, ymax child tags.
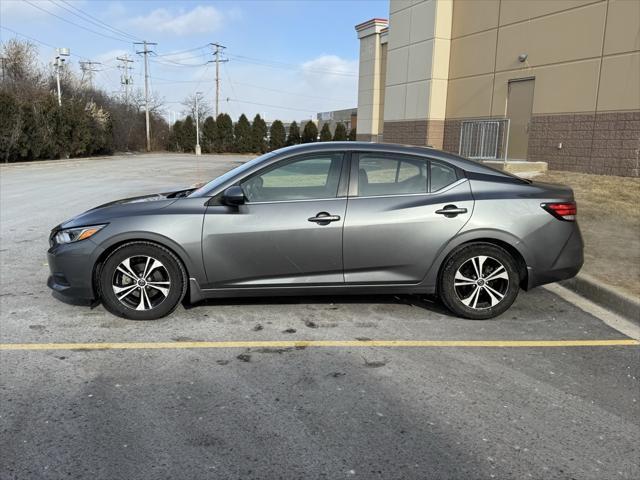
<box><xmin>222</xmin><ymin>185</ymin><xmax>245</xmax><ymax>206</ymax></box>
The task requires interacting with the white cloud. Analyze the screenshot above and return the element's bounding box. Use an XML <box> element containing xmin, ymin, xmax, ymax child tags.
<box><xmin>0</xmin><ymin>0</ymin><xmax>63</xmax><ymax>21</ymax></box>
<box><xmin>179</xmin><ymin>54</ymin><xmax>359</xmax><ymax>123</ymax></box>
<box><xmin>128</xmin><ymin>5</ymin><xmax>226</xmax><ymax>36</ymax></box>
<box><xmin>90</xmin><ymin>50</ymin><xmax>358</xmax><ymax>124</ymax></box>
<box><xmin>95</xmin><ymin>49</ymin><xmax>130</xmax><ymax>65</ymax></box>
<box><xmin>299</xmin><ymin>55</ymin><xmax>358</xmax><ymax>112</ymax></box>
<box><xmin>302</xmin><ymin>55</ymin><xmax>358</xmax><ymax>80</ymax></box>
<box><xmin>101</xmin><ymin>1</ymin><xmax>128</xmax><ymax>20</ymax></box>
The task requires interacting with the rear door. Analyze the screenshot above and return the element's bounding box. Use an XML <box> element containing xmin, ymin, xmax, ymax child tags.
<box><xmin>343</xmin><ymin>152</ymin><xmax>474</xmax><ymax>284</ymax></box>
<box><xmin>201</xmin><ymin>152</ymin><xmax>348</xmax><ymax>287</ymax></box>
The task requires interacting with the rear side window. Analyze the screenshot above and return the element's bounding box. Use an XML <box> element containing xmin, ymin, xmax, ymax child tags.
<box><xmin>357</xmin><ymin>154</ymin><xmax>428</xmax><ymax>196</ymax></box>
<box><xmin>430</xmin><ymin>162</ymin><xmax>458</xmax><ymax>192</ymax></box>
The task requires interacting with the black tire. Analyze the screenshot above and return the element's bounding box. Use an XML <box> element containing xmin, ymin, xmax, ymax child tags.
<box><xmin>98</xmin><ymin>241</ymin><xmax>187</xmax><ymax>320</ymax></box>
<box><xmin>438</xmin><ymin>243</ymin><xmax>520</xmax><ymax>320</ymax></box>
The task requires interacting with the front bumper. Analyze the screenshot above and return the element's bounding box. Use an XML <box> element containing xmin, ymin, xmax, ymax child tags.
<box><xmin>47</xmin><ymin>239</ymin><xmax>104</xmax><ymax>302</ymax></box>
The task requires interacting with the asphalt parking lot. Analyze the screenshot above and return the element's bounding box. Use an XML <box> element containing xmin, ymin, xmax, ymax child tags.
<box><xmin>1</xmin><ymin>153</ymin><xmax>639</xmax><ymax>480</ymax></box>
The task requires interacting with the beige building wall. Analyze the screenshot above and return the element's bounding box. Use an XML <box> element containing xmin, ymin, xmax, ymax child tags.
<box><xmin>355</xmin><ymin>18</ymin><xmax>388</xmax><ymax>142</ymax></box>
<box><xmin>355</xmin><ymin>0</ymin><xmax>639</xmax><ymax>175</ymax></box>
<box><xmin>382</xmin><ymin>0</ymin><xmax>453</xmax><ymax>148</ymax></box>
<box><xmin>442</xmin><ymin>0</ymin><xmax>639</xmax><ymax>176</ymax></box>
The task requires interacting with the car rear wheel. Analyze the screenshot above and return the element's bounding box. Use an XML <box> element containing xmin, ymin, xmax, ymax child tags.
<box><xmin>99</xmin><ymin>242</ymin><xmax>186</xmax><ymax>320</ymax></box>
<box><xmin>438</xmin><ymin>243</ymin><xmax>520</xmax><ymax>320</ymax></box>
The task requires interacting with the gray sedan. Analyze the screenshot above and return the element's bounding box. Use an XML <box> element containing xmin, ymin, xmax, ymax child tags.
<box><xmin>47</xmin><ymin>142</ymin><xmax>583</xmax><ymax>320</ymax></box>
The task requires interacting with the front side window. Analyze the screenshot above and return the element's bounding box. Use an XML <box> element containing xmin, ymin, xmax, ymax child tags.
<box><xmin>240</xmin><ymin>153</ymin><xmax>343</xmax><ymax>202</ymax></box>
<box><xmin>357</xmin><ymin>154</ymin><xmax>428</xmax><ymax>196</ymax></box>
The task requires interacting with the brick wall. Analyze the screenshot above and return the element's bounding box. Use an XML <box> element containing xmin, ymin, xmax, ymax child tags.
<box><xmin>382</xmin><ymin>120</ymin><xmax>445</xmax><ymax>148</ymax></box>
<box><xmin>443</xmin><ymin>119</ymin><xmax>462</xmax><ymax>154</ymax></box>
<box><xmin>528</xmin><ymin>111</ymin><xmax>640</xmax><ymax>177</ymax></box>
<box><xmin>356</xmin><ymin>133</ymin><xmax>375</xmax><ymax>142</ymax></box>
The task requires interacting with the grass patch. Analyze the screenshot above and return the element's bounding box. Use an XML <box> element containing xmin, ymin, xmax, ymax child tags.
<box><xmin>534</xmin><ymin>170</ymin><xmax>640</xmax><ymax>297</ymax></box>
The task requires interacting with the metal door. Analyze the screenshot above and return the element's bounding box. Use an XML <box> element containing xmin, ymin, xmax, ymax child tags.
<box><xmin>506</xmin><ymin>78</ymin><xmax>535</xmax><ymax>160</ymax></box>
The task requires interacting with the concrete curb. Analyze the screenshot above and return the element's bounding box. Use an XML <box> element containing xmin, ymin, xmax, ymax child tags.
<box><xmin>560</xmin><ymin>273</ymin><xmax>640</xmax><ymax>325</ymax></box>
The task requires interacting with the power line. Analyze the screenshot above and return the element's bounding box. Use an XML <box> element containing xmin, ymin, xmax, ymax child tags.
<box><xmin>0</xmin><ymin>26</ymin><xmax>89</xmax><ymax>60</ymax></box>
<box><xmin>225</xmin><ymin>98</ymin><xmax>317</xmax><ymax>114</ymax></box>
<box><xmin>152</xmin><ymin>53</ymin><xmax>209</xmax><ymax>63</ymax></box>
<box><xmin>164</xmin><ymin>96</ymin><xmax>316</xmax><ymax>115</ymax></box>
<box><xmin>192</xmin><ymin>63</ymin><xmax>211</xmax><ymax>94</ymax></box>
<box><xmin>222</xmin><ymin>63</ymin><xmax>236</xmax><ymax>97</ymax></box>
<box><xmin>146</xmin><ymin>76</ymin><xmax>203</xmax><ymax>84</ymax></box>
<box><xmin>96</xmin><ymin>67</ymin><xmax>119</xmax><ymax>90</ymax></box>
<box><xmin>153</xmin><ymin>44</ymin><xmax>211</xmax><ymax>58</ymax></box>
<box><xmin>227</xmin><ymin>54</ymin><xmax>357</xmax><ymax>77</ymax></box>
<box><xmin>148</xmin><ymin>72</ymin><xmax>352</xmax><ymax>104</ymax></box>
<box><xmin>150</xmin><ymin>58</ymin><xmax>209</xmax><ymax>68</ymax></box>
<box><xmin>221</xmin><ymin>62</ymin><xmax>238</xmax><ymax>112</ymax></box>
<box><xmin>79</xmin><ymin>60</ymin><xmax>101</xmax><ymax>89</ymax></box>
<box><xmin>23</xmin><ymin>0</ymin><xmax>133</xmax><ymax>44</ymax></box>
<box><xmin>231</xmin><ymin>79</ymin><xmax>353</xmax><ymax>103</ymax></box>
<box><xmin>53</xmin><ymin>0</ymin><xmax>141</xmax><ymax>42</ymax></box>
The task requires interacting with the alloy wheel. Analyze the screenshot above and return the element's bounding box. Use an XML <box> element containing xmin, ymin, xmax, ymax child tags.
<box><xmin>453</xmin><ymin>255</ymin><xmax>509</xmax><ymax>310</ymax></box>
<box><xmin>112</xmin><ymin>256</ymin><xmax>171</xmax><ymax>311</ymax></box>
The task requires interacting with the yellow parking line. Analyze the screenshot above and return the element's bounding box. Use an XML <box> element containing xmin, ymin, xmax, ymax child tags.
<box><xmin>0</xmin><ymin>339</ymin><xmax>638</xmax><ymax>351</ymax></box>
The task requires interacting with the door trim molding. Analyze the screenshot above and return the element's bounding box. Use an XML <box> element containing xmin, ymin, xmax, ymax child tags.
<box><xmin>507</xmin><ymin>76</ymin><xmax>536</xmax><ymax>84</ymax></box>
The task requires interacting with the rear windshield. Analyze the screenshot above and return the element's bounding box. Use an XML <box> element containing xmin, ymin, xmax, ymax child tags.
<box><xmin>441</xmin><ymin>151</ymin><xmax>531</xmax><ymax>184</ymax></box>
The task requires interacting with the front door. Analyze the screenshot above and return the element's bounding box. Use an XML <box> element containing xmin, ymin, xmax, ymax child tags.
<box><xmin>202</xmin><ymin>152</ymin><xmax>347</xmax><ymax>288</ymax></box>
<box><xmin>506</xmin><ymin>78</ymin><xmax>535</xmax><ymax>160</ymax></box>
<box><xmin>343</xmin><ymin>152</ymin><xmax>474</xmax><ymax>284</ymax></box>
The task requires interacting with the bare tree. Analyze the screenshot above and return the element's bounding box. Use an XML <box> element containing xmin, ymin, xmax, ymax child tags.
<box><xmin>130</xmin><ymin>88</ymin><xmax>165</xmax><ymax>115</ymax></box>
<box><xmin>182</xmin><ymin>91</ymin><xmax>211</xmax><ymax>124</ymax></box>
<box><xmin>1</xmin><ymin>39</ymin><xmax>44</xmax><ymax>95</ymax></box>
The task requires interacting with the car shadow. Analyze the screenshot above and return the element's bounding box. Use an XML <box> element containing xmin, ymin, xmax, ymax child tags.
<box><xmin>51</xmin><ymin>290</ymin><xmax>94</xmax><ymax>307</ymax></box>
<box><xmin>186</xmin><ymin>293</ymin><xmax>453</xmax><ymax>316</ymax></box>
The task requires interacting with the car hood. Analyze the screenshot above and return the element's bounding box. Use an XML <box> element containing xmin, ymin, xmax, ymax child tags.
<box><xmin>55</xmin><ymin>188</ymin><xmax>194</xmax><ymax>230</ymax></box>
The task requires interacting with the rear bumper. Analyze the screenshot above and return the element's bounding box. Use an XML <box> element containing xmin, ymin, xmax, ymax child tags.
<box><xmin>527</xmin><ymin>226</ymin><xmax>584</xmax><ymax>289</ymax></box>
<box><xmin>47</xmin><ymin>240</ymin><xmax>103</xmax><ymax>302</ymax></box>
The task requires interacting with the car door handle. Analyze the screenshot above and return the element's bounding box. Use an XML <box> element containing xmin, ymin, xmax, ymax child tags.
<box><xmin>435</xmin><ymin>205</ymin><xmax>468</xmax><ymax>217</ymax></box>
<box><xmin>308</xmin><ymin>212</ymin><xmax>341</xmax><ymax>224</ymax></box>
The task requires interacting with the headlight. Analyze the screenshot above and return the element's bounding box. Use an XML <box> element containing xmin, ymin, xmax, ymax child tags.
<box><xmin>54</xmin><ymin>224</ymin><xmax>106</xmax><ymax>244</ymax></box>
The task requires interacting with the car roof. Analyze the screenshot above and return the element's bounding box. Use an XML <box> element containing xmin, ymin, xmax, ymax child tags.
<box><xmin>272</xmin><ymin>142</ymin><xmax>515</xmax><ymax>177</ymax></box>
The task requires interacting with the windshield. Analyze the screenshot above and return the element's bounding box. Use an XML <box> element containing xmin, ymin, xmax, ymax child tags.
<box><xmin>188</xmin><ymin>152</ymin><xmax>278</xmax><ymax>197</ymax></box>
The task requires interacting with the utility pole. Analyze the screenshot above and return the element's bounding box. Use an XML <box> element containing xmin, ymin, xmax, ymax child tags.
<box><xmin>135</xmin><ymin>40</ymin><xmax>157</xmax><ymax>151</ymax></box>
<box><xmin>195</xmin><ymin>92</ymin><xmax>202</xmax><ymax>156</ymax></box>
<box><xmin>0</xmin><ymin>57</ymin><xmax>6</xmax><ymax>83</ymax></box>
<box><xmin>210</xmin><ymin>43</ymin><xmax>228</xmax><ymax>118</ymax></box>
<box><xmin>117</xmin><ymin>54</ymin><xmax>134</xmax><ymax>105</ymax></box>
<box><xmin>54</xmin><ymin>47</ymin><xmax>70</xmax><ymax>107</ymax></box>
<box><xmin>79</xmin><ymin>61</ymin><xmax>100</xmax><ymax>90</ymax></box>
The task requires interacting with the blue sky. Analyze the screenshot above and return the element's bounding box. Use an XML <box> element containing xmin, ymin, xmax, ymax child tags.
<box><xmin>0</xmin><ymin>0</ymin><xmax>389</xmax><ymax>122</ymax></box>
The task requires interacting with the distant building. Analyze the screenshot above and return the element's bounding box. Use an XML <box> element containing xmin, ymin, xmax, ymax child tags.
<box><xmin>317</xmin><ymin>108</ymin><xmax>358</xmax><ymax>134</ymax></box>
<box><xmin>276</xmin><ymin>120</ymin><xmax>317</xmax><ymax>131</ymax></box>
<box><xmin>355</xmin><ymin>0</ymin><xmax>640</xmax><ymax>176</ymax></box>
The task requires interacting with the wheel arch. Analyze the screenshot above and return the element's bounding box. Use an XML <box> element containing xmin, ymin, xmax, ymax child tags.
<box><xmin>91</xmin><ymin>233</ymin><xmax>196</xmax><ymax>300</ymax></box>
<box><xmin>439</xmin><ymin>239</ymin><xmax>528</xmax><ymax>289</ymax></box>
<box><xmin>425</xmin><ymin>230</ymin><xmax>531</xmax><ymax>292</ymax></box>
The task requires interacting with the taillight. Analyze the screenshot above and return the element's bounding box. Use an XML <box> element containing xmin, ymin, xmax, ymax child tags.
<box><xmin>541</xmin><ymin>202</ymin><xmax>577</xmax><ymax>221</ymax></box>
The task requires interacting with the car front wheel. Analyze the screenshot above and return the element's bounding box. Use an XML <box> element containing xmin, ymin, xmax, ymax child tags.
<box><xmin>438</xmin><ymin>243</ymin><xmax>520</xmax><ymax>320</ymax></box>
<box><xmin>99</xmin><ymin>242</ymin><xmax>186</xmax><ymax>320</ymax></box>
